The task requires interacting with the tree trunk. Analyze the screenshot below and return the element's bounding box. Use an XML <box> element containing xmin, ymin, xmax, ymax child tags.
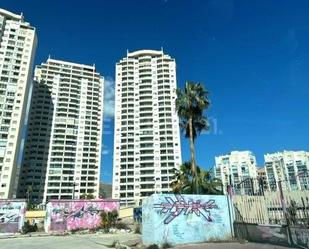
<box><xmin>188</xmin><ymin>117</ymin><xmax>198</xmax><ymax>194</ymax></box>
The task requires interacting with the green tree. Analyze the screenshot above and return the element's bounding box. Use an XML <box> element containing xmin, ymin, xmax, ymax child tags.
<box><xmin>100</xmin><ymin>210</ymin><xmax>118</xmax><ymax>229</ymax></box>
<box><xmin>171</xmin><ymin>162</ymin><xmax>223</xmax><ymax>195</ymax></box>
<box><xmin>26</xmin><ymin>185</ymin><xmax>33</xmax><ymax>203</ymax></box>
<box><xmin>176</xmin><ymin>82</ymin><xmax>210</xmax><ymax>193</ymax></box>
<box><xmin>80</xmin><ymin>193</ymin><xmax>95</xmax><ymax>199</ymax></box>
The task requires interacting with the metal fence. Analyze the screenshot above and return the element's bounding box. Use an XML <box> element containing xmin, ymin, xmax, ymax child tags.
<box><xmin>233</xmin><ymin>189</ymin><xmax>309</xmax><ymax>228</ymax></box>
<box><xmin>232</xmin><ymin>175</ymin><xmax>309</xmax><ymax>196</ymax></box>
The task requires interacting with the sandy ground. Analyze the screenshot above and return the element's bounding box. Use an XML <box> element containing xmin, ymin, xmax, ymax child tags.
<box><xmin>0</xmin><ymin>233</ymin><xmax>297</xmax><ymax>249</ymax></box>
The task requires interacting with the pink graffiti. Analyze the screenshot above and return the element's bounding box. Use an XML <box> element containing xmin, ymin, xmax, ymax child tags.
<box><xmin>154</xmin><ymin>194</ymin><xmax>218</xmax><ymax>224</ymax></box>
<box><xmin>0</xmin><ymin>200</ymin><xmax>26</xmax><ymax>233</ymax></box>
<box><xmin>47</xmin><ymin>200</ymin><xmax>119</xmax><ymax>231</ymax></box>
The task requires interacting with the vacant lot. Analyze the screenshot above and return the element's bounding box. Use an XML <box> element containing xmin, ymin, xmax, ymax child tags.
<box><xmin>0</xmin><ymin>234</ymin><xmax>296</xmax><ymax>249</ymax></box>
<box><xmin>0</xmin><ymin>233</ymin><xmax>140</xmax><ymax>249</ymax></box>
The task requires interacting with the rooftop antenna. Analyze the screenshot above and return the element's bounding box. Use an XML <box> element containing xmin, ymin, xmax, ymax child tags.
<box><xmin>48</xmin><ymin>54</ymin><xmax>51</xmax><ymax>60</ymax></box>
<box><xmin>161</xmin><ymin>46</ymin><xmax>164</xmax><ymax>53</ymax></box>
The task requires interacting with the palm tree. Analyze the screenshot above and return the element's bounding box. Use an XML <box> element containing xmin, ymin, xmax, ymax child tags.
<box><xmin>170</xmin><ymin>162</ymin><xmax>223</xmax><ymax>195</ymax></box>
<box><xmin>176</xmin><ymin>82</ymin><xmax>210</xmax><ymax>193</ymax></box>
<box><xmin>170</xmin><ymin>162</ymin><xmax>193</xmax><ymax>194</ymax></box>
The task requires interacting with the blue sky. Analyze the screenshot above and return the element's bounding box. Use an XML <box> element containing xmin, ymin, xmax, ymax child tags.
<box><xmin>2</xmin><ymin>0</ymin><xmax>309</xmax><ymax>183</ymax></box>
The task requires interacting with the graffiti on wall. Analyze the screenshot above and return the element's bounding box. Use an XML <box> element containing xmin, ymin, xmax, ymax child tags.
<box><xmin>143</xmin><ymin>194</ymin><xmax>232</xmax><ymax>245</ymax></box>
<box><xmin>45</xmin><ymin>200</ymin><xmax>119</xmax><ymax>232</ymax></box>
<box><xmin>154</xmin><ymin>194</ymin><xmax>218</xmax><ymax>224</ymax></box>
<box><xmin>52</xmin><ymin>203</ymin><xmax>100</xmax><ymax>220</ymax></box>
<box><xmin>0</xmin><ymin>200</ymin><xmax>26</xmax><ymax>233</ymax></box>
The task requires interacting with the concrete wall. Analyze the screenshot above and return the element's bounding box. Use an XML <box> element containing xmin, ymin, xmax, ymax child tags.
<box><xmin>142</xmin><ymin>194</ymin><xmax>233</xmax><ymax>245</ymax></box>
<box><xmin>25</xmin><ymin>210</ymin><xmax>45</xmax><ymax>220</ymax></box>
<box><xmin>119</xmin><ymin>207</ymin><xmax>133</xmax><ymax>219</ymax></box>
<box><xmin>290</xmin><ymin>227</ymin><xmax>309</xmax><ymax>248</ymax></box>
<box><xmin>0</xmin><ymin>200</ymin><xmax>26</xmax><ymax>233</ymax></box>
<box><xmin>45</xmin><ymin>199</ymin><xmax>119</xmax><ymax>232</ymax></box>
<box><xmin>234</xmin><ymin>223</ymin><xmax>289</xmax><ymax>246</ymax></box>
<box><xmin>234</xmin><ymin>223</ymin><xmax>309</xmax><ymax>249</ymax></box>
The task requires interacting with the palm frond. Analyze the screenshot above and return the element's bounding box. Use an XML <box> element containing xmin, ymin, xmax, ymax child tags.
<box><xmin>176</xmin><ymin>82</ymin><xmax>210</xmax><ymax>140</ymax></box>
<box><xmin>170</xmin><ymin>162</ymin><xmax>223</xmax><ymax>195</ymax></box>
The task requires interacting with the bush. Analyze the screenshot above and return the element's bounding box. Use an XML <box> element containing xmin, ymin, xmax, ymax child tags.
<box><xmin>147</xmin><ymin>244</ymin><xmax>159</xmax><ymax>249</ymax></box>
<box><xmin>114</xmin><ymin>222</ymin><xmax>130</xmax><ymax>230</ymax></box>
<box><xmin>100</xmin><ymin>210</ymin><xmax>119</xmax><ymax>229</ymax></box>
<box><xmin>134</xmin><ymin>223</ymin><xmax>141</xmax><ymax>234</ymax></box>
<box><xmin>22</xmin><ymin>221</ymin><xmax>38</xmax><ymax>234</ymax></box>
<box><xmin>89</xmin><ymin>227</ymin><xmax>97</xmax><ymax>233</ymax></box>
<box><xmin>80</xmin><ymin>193</ymin><xmax>95</xmax><ymax>199</ymax></box>
<box><xmin>161</xmin><ymin>242</ymin><xmax>172</xmax><ymax>249</ymax></box>
<box><xmin>70</xmin><ymin>228</ymin><xmax>81</xmax><ymax>234</ymax></box>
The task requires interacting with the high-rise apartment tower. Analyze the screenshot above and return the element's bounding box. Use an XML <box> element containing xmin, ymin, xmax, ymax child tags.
<box><xmin>265</xmin><ymin>151</ymin><xmax>309</xmax><ymax>191</ymax></box>
<box><xmin>0</xmin><ymin>9</ymin><xmax>37</xmax><ymax>198</ymax></box>
<box><xmin>18</xmin><ymin>58</ymin><xmax>104</xmax><ymax>203</ymax></box>
<box><xmin>112</xmin><ymin>49</ymin><xmax>182</xmax><ymax>206</ymax></box>
<box><xmin>214</xmin><ymin>151</ymin><xmax>258</xmax><ymax>194</ymax></box>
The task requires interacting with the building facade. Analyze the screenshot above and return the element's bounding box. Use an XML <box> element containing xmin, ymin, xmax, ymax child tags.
<box><xmin>112</xmin><ymin>49</ymin><xmax>182</xmax><ymax>206</ymax></box>
<box><xmin>18</xmin><ymin>58</ymin><xmax>104</xmax><ymax>203</ymax></box>
<box><xmin>214</xmin><ymin>151</ymin><xmax>258</xmax><ymax>195</ymax></box>
<box><xmin>256</xmin><ymin>167</ymin><xmax>268</xmax><ymax>192</ymax></box>
<box><xmin>0</xmin><ymin>9</ymin><xmax>37</xmax><ymax>199</ymax></box>
<box><xmin>265</xmin><ymin>151</ymin><xmax>309</xmax><ymax>191</ymax></box>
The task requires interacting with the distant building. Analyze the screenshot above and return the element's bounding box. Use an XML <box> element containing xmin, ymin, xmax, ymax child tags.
<box><xmin>0</xmin><ymin>9</ymin><xmax>37</xmax><ymax>199</ymax></box>
<box><xmin>112</xmin><ymin>49</ymin><xmax>182</xmax><ymax>206</ymax></box>
<box><xmin>265</xmin><ymin>151</ymin><xmax>309</xmax><ymax>191</ymax></box>
<box><xmin>257</xmin><ymin>167</ymin><xmax>268</xmax><ymax>192</ymax></box>
<box><xmin>214</xmin><ymin>151</ymin><xmax>258</xmax><ymax>195</ymax></box>
<box><xmin>99</xmin><ymin>183</ymin><xmax>112</xmax><ymax>199</ymax></box>
<box><xmin>18</xmin><ymin>58</ymin><xmax>104</xmax><ymax>203</ymax></box>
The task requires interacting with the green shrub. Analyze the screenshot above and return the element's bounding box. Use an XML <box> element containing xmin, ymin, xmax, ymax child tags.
<box><xmin>147</xmin><ymin>244</ymin><xmax>159</xmax><ymax>249</ymax></box>
<box><xmin>100</xmin><ymin>210</ymin><xmax>119</xmax><ymax>229</ymax></box>
<box><xmin>161</xmin><ymin>242</ymin><xmax>172</xmax><ymax>249</ymax></box>
<box><xmin>114</xmin><ymin>222</ymin><xmax>130</xmax><ymax>230</ymax></box>
<box><xmin>89</xmin><ymin>227</ymin><xmax>97</xmax><ymax>233</ymax></box>
<box><xmin>70</xmin><ymin>228</ymin><xmax>80</xmax><ymax>234</ymax></box>
<box><xmin>80</xmin><ymin>193</ymin><xmax>95</xmax><ymax>199</ymax></box>
<box><xmin>134</xmin><ymin>223</ymin><xmax>141</xmax><ymax>234</ymax></box>
<box><xmin>22</xmin><ymin>221</ymin><xmax>38</xmax><ymax>234</ymax></box>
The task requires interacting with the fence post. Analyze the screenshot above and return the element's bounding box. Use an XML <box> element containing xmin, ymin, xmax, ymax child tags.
<box><xmin>278</xmin><ymin>181</ymin><xmax>293</xmax><ymax>246</ymax></box>
<box><xmin>227</xmin><ymin>194</ymin><xmax>235</xmax><ymax>237</ymax></box>
<box><xmin>257</xmin><ymin>177</ymin><xmax>263</xmax><ymax>196</ymax></box>
<box><xmin>250</xmin><ymin>178</ymin><xmax>254</xmax><ymax>196</ymax></box>
<box><xmin>278</xmin><ymin>181</ymin><xmax>288</xmax><ymax>224</ymax></box>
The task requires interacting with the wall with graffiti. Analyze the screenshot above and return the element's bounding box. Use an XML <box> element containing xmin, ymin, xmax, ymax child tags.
<box><xmin>234</xmin><ymin>223</ymin><xmax>309</xmax><ymax>248</ymax></box>
<box><xmin>0</xmin><ymin>200</ymin><xmax>26</xmax><ymax>233</ymax></box>
<box><xmin>45</xmin><ymin>199</ymin><xmax>119</xmax><ymax>232</ymax></box>
<box><xmin>142</xmin><ymin>194</ymin><xmax>233</xmax><ymax>245</ymax></box>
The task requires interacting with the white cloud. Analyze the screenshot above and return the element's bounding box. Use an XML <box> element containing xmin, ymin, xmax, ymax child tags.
<box><xmin>102</xmin><ymin>149</ymin><xmax>109</xmax><ymax>155</ymax></box>
<box><xmin>102</xmin><ymin>144</ymin><xmax>110</xmax><ymax>155</ymax></box>
<box><xmin>104</xmin><ymin>77</ymin><xmax>115</xmax><ymax>118</ymax></box>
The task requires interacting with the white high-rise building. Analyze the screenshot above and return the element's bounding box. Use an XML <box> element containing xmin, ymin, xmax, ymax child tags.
<box><xmin>0</xmin><ymin>9</ymin><xmax>37</xmax><ymax>199</ymax></box>
<box><xmin>18</xmin><ymin>58</ymin><xmax>104</xmax><ymax>203</ymax></box>
<box><xmin>265</xmin><ymin>151</ymin><xmax>309</xmax><ymax>191</ymax></box>
<box><xmin>214</xmin><ymin>151</ymin><xmax>258</xmax><ymax>194</ymax></box>
<box><xmin>257</xmin><ymin>167</ymin><xmax>269</xmax><ymax>191</ymax></box>
<box><xmin>112</xmin><ymin>49</ymin><xmax>182</xmax><ymax>206</ymax></box>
